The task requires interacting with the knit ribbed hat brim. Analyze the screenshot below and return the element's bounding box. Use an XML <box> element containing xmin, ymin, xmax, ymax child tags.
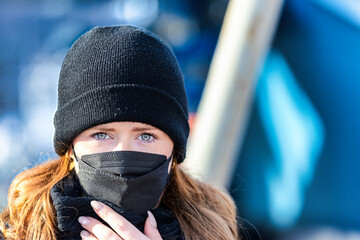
<box><xmin>54</xmin><ymin>84</ymin><xmax>188</xmax><ymax>159</ymax></box>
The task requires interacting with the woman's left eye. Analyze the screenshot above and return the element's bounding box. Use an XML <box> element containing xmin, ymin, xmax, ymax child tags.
<box><xmin>93</xmin><ymin>132</ymin><xmax>109</xmax><ymax>140</ymax></box>
<box><xmin>139</xmin><ymin>133</ymin><xmax>154</xmax><ymax>142</ymax></box>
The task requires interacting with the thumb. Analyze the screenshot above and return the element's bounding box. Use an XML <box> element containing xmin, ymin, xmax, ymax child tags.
<box><xmin>144</xmin><ymin>211</ymin><xmax>163</xmax><ymax>240</ymax></box>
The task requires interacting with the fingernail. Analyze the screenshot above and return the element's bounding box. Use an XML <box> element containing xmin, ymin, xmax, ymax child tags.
<box><xmin>91</xmin><ymin>201</ymin><xmax>103</xmax><ymax>211</ymax></box>
<box><xmin>78</xmin><ymin>216</ymin><xmax>89</xmax><ymax>226</ymax></box>
<box><xmin>147</xmin><ymin>211</ymin><xmax>157</xmax><ymax>228</ymax></box>
<box><xmin>80</xmin><ymin>230</ymin><xmax>89</xmax><ymax>238</ymax></box>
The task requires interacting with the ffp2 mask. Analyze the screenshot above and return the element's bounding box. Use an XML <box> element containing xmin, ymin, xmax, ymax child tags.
<box><xmin>74</xmin><ymin>150</ymin><xmax>172</xmax><ymax>214</ymax></box>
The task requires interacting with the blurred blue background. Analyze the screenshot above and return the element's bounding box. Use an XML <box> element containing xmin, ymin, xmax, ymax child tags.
<box><xmin>0</xmin><ymin>0</ymin><xmax>359</xmax><ymax>239</ymax></box>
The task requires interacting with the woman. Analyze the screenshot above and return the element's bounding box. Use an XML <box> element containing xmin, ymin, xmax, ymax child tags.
<box><xmin>0</xmin><ymin>25</ymin><xmax>239</xmax><ymax>240</ymax></box>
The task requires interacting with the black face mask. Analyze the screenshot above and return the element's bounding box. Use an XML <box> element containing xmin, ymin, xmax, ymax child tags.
<box><xmin>73</xmin><ymin>149</ymin><xmax>172</xmax><ymax>214</ymax></box>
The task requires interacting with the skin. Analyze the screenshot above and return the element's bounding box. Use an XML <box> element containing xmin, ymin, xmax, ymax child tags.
<box><xmin>70</xmin><ymin>121</ymin><xmax>174</xmax><ymax>240</ymax></box>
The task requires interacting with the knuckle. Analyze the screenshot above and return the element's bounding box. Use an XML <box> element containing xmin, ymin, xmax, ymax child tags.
<box><xmin>114</xmin><ymin>220</ymin><xmax>128</xmax><ymax>232</ymax></box>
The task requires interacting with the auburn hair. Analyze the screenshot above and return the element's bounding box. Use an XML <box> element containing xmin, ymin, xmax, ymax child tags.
<box><xmin>0</xmin><ymin>153</ymin><xmax>239</xmax><ymax>240</ymax></box>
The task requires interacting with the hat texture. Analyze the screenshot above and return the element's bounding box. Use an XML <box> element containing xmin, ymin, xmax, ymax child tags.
<box><xmin>53</xmin><ymin>25</ymin><xmax>189</xmax><ymax>162</ymax></box>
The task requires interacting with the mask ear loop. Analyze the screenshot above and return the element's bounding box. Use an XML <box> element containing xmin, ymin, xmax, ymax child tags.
<box><xmin>71</xmin><ymin>144</ymin><xmax>79</xmax><ymax>162</ymax></box>
<box><xmin>168</xmin><ymin>150</ymin><xmax>175</xmax><ymax>176</ymax></box>
<box><xmin>71</xmin><ymin>144</ymin><xmax>81</xmax><ymax>179</ymax></box>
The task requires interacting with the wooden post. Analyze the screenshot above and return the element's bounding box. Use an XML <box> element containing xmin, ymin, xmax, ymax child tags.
<box><xmin>185</xmin><ymin>0</ymin><xmax>284</xmax><ymax>187</ymax></box>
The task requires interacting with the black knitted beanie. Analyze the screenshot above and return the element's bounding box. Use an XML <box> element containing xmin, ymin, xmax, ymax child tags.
<box><xmin>53</xmin><ymin>25</ymin><xmax>189</xmax><ymax>162</ymax></box>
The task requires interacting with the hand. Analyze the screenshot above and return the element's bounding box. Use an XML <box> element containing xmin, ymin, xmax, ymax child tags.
<box><xmin>78</xmin><ymin>201</ymin><xmax>163</xmax><ymax>240</ymax></box>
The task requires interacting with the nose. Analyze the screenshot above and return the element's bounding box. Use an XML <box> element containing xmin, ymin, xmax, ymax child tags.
<box><xmin>112</xmin><ymin>138</ymin><xmax>133</xmax><ymax>152</ymax></box>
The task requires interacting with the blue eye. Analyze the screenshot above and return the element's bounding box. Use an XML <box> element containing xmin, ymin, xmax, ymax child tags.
<box><xmin>139</xmin><ymin>133</ymin><xmax>153</xmax><ymax>142</ymax></box>
<box><xmin>94</xmin><ymin>132</ymin><xmax>109</xmax><ymax>140</ymax></box>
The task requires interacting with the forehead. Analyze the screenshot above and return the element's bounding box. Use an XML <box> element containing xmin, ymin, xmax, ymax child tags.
<box><xmin>87</xmin><ymin>122</ymin><xmax>158</xmax><ymax>131</ymax></box>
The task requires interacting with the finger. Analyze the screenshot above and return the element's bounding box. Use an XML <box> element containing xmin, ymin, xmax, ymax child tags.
<box><xmin>80</xmin><ymin>230</ymin><xmax>98</xmax><ymax>240</ymax></box>
<box><xmin>144</xmin><ymin>211</ymin><xmax>163</xmax><ymax>240</ymax></box>
<box><xmin>78</xmin><ymin>216</ymin><xmax>122</xmax><ymax>240</ymax></box>
<box><xmin>91</xmin><ymin>201</ymin><xmax>148</xmax><ymax>240</ymax></box>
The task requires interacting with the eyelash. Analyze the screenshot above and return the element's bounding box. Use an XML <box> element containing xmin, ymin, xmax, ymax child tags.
<box><xmin>90</xmin><ymin>131</ymin><xmax>158</xmax><ymax>143</ymax></box>
<box><xmin>138</xmin><ymin>132</ymin><xmax>157</xmax><ymax>143</ymax></box>
<box><xmin>92</xmin><ymin>132</ymin><xmax>110</xmax><ymax>141</ymax></box>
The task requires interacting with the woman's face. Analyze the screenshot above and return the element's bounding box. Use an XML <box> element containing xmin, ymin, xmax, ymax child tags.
<box><xmin>71</xmin><ymin>121</ymin><xmax>174</xmax><ymax>173</ymax></box>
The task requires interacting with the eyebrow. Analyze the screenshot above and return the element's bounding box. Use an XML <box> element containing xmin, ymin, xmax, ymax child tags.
<box><xmin>90</xmin><ymin>126</ymin><xmax>157</xmax><ymax>132</ymax></box>
<box><xmin>91</xmin><ymin>127</ymin><xmax>116</xmax><ymax>132</ymax></box>
<box><xmin>131</xmin><ymin>126</ymin><xmax>157</xmax><ymax>132</ymax></box>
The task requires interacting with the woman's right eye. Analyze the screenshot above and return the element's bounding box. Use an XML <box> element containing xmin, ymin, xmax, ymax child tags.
<box><xmin>93</xmin><ymin>132</ymin><xmax>109</xmax><ymax>140</ymax></box>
